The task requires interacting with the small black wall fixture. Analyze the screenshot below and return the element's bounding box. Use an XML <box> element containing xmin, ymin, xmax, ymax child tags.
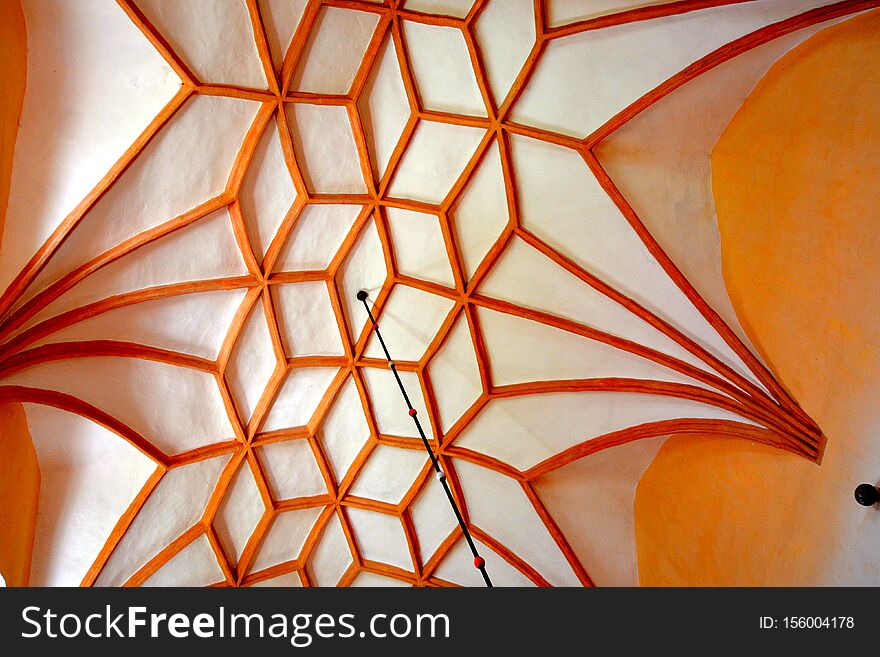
<box><xmin>854</xmin><ymin>483</ymin><xmax>879</xmax><ymax>507</ymax></box>
<box><xmin>357</xmin><ymin>290</ymin><xmax>493</xmax><ymax>587</ymax></box>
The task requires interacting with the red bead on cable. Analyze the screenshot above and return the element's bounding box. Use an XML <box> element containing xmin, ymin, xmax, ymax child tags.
<box><xmin>473</xmin><ymin>556</ymin><xmax>485</xmax><ymax>569</ymax></box>
<box><xmin>372</xmin><ymin>322</ymin><xmax>378</xmax><ymax>330</ymax></box>
<box><xmin>408</xmin><ymin>408</ymin><xmax>417</xmax><ymax>417</ymax></box>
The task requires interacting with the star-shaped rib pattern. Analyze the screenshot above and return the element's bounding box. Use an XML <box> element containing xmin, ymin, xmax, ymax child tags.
<box><xmin>0</xmin><ymin>0</ymin><xmax>867</xmax><ymax>587</ymax></box>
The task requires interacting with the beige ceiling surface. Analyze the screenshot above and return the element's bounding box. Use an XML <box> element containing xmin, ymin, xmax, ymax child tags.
<box><xmin>0</xmin><ymin>0</ymin><xmax>857</xmax><ymax>586</ymax></box>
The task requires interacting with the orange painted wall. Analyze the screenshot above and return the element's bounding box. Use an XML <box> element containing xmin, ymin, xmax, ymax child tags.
<box><xmin>0</xmin><ymin>402</ymin><xmax>40</xmax><ymax>587</ymax></box>
<box><xmin>0</xmin><ymin>0</ymin><xmax>38</xmax><ymax>587</ymax></box>
<box><xmin>635</xmin><ymin>10</ymin><xmax>880</xmax><ymax>585</ymax></box>
<box><xmin>0</xmin><ymin>0</ymin><xmax>27</xmax><ymax>241</ymax></box>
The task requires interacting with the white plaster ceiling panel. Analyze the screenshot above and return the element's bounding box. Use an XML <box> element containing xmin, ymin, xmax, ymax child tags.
<box><xmin>347</xmin><ymin>507</ymin><xmax>413</xmax><ymax>571</ymax></box>
<box><xmin>308</xmin><ymin>513</ymin><xmax>353</xmax><ymax>587</ymax></box>
<box><xmin>349</xmin><ymin>445</ymin><xmax>428</xmax><ymax>505</ymax></box>
<box><xmin>456</xmin><ymin>391</ymin><xmax>756</xmax><ymax>471</ymax></box>
<box><xmin>135</xmin><ymin>0</ymin><xmax>267</xmax><ymax>88</ymax></box>
<box><xmin>479</xmin><ymin>236</ymin><xmax>717</xmax><ymax>376</ymax></box>
<box><xmin>319</xmin><ymin>376</ymin><xmax>371</xmax><ymax>482</ymax></box>
<box><xmin>18</xmin><ymin>209</ymin><xmax>248</xmax><ymax>333</ymax></box>
<box><xmin>261</xmin><ymin>367</ymin><xmax>339</xmax><ymax>431</ymax></box>
<box><xmin>359</xmin><ymin>35</ymin><xmax>412</xmax><ymax>180</ymax></box>
<box><xmin>32</xmin><ymin>289</ymin><xmax>247</xmax><ymax>361</ymax></box>
<box><xmin>365</xmin><ymin>284</ymin><xmax>455</xmax><ymax>361</ymax></box>
<box><xmin>24</xmin><ymin>405</ymin><xmax>158</xmax><ymax>587</ymax></box>
<box><xmin>249</xmin><ymin>506</ymin><xmax>324</xmax><ymax>573</ymax></box>
<box><xmin>95</xmin><ymin>453</ymin><xmax>231</xmax><ymax>586</ymax></box>
<box><xmin>285</xmin><ymin>103</ymin><xmax>368</xmax><ymax>194</ymax></box>
<box><xmin>240</xmin><ymin>118</ymin><xmax>298</xmax><ymax>262</ymax></box>
<box><xmin>21</xmin><ymin>95</ymin><xmax>260</xmax><ymax>307</ymax></box>
<box><xmin>226</xmin><ymin>299</ymin><xmax>279</xmax><ymax>425</ymax></box>
<box><xmin>476</xmin><ymin>306</ymin><xmax>709</xmax><ymax>390</ymax></box>
<box><xmin>454</xmin><ymin>459</ymin><xmax>580</xmax><ymax>586</ymax></box>
<box><xmin>250</xmin><ymin>571</ymin><xmax>303</xmax><ymax>587</ymax></box>
<box><xmin>362</xmin><ymin>367</ymin><xmax>433</xmax><ymax>438</ymax></box>
<box><xmin>435</xmin><ymin>537</ymin><xmax>534</xmax><ymax>587</ymax></box>
<box><xmin>385</xmin><ymin>207</ymin><xmax>456</xmax><ymax>287</ymax></box>
<box><xmin>141</xmin><ymin>534</ymin><xmax>224</xmax><ymax>587</ymax></box>
<box><xmin>2</xmin><ymin>0</ymin><xmax>180</xmax><ymax>292</ymax></box>
<box><xmin>474</xmin><ymin>0</ymin><xmax>536</xmax><ymax>104</ymax></box>
<box><xmin>403</xmin><ymin>20</ymin><xmax>486</xmax><ymax>117</ymax></box>
<box><xmin>293</xmin><ymin>7</ymin><xmax>381</xmax><ymax>95</ymax></box>
<box><xmin>274</xmin><ymin>203</ymin><xmax>363</xmax><ymax>271</ymax></box>
<box><xmin>427</xmin><ymin>312</ymin><xmax>482</xmax><ymax>432</ymax></box>
<box><xmin>257</xmin><ymin>0</ymin><xmax>309</xmax><ymax>72</ymax></box>
<box><xmin>409</xmin><ymin>474</ymin><xmax>458</xmax><ymax>564</ymax></box>
<box><xmin>339</xmin><ymin>217</ymin><xmax>389</xmax><ymax>339</ymax></box>
<box><xmin>548</xmin><ymin>0</ymin><xmax>670</xmax><ymax>27</ymax></box>
<box><xmin>451</xmin><ymin>138</ymin><xmax>509</xmax><ymax>280</ymax></box>
<box><xmin>508</xmin><ymin>132</ymin><xmax>763</xmax><ymax>388</ymax></box>
<box><xmin>389</xmin><ymin>120</ymin><xmax>486</xmax><ymax>203</ymax></box>
<box><xmin>405</xmin><ymin>0</ymin><xmax>475</xmax><ymax>18</ymax></box>
<box><xmin>533</xmin><ymin>435</ymin><xmax>667</xmax><ymax>586</ymax></box>
<box><xmin>258</xmin><ymin>439</ymin><xmax>327</xmax><ymax>500</ymax></box>
<box><xmin>273</xmin><ymin>281</ymin><xmax>345</xmax><ymax>356</ymax></box>
<box><xmin>4</xmin><ymin>357</ymin><xmax>235</xmax><ymax>455</ymax></box>
<box><xmin>350</xmin><ymin>572</ymin><xmax>410</xmax><ymax>587</ymax></box>
<box><xmin>513</xmin><ymin>0</ymin><xmax>837</xmax><ymax>137</ymax></box>
<box><xmin>214</xmin><ymin>459</ymin><xmax>266</xmax><ymax>565</ymax></box>
<box><xmin>510</xmin><ymin>132</ymin><xmax>677</xmax><ymax>302</ymax></box>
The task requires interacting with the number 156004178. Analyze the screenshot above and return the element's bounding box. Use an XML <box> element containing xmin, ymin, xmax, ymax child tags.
<box><xmin>759</xmin><ymin>616</ymin><xmax>854</xmax><ymax>629</ymax></box>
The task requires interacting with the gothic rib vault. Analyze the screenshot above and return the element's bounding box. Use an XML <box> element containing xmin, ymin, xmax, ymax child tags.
<box><xmin>1</xmin><ymin>0</ymin><xmax>871</xmax><ymax>587</ymax></box>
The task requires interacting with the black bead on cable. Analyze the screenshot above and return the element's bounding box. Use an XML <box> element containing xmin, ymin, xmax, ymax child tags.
<box><xmin>356</xmin><ymin>290</ymin><xmax>493</xmax><ymax>587</ymax></box>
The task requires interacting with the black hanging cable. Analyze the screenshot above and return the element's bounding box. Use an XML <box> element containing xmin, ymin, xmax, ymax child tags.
<box><xmin>357</xmin><ymin>290</ymin><xmax>493</xmax><ymax>587</ymax></box>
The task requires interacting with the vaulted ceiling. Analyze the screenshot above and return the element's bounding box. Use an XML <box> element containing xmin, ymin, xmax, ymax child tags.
<box><xmin>1</xmin><ymin>0</ymin><xmax>870</xmax><ymax>587</ymax></box>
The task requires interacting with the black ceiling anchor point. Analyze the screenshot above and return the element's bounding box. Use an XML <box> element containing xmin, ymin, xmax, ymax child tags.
<box><xmin>854</xmin><ymin>483</ymin><xmax>879</xmax><ymax>507</ymax></box>
<box><xmin>356</xmin><ymin>290</ymin><xmax>369</xmax><ymax>302</ymax></box>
